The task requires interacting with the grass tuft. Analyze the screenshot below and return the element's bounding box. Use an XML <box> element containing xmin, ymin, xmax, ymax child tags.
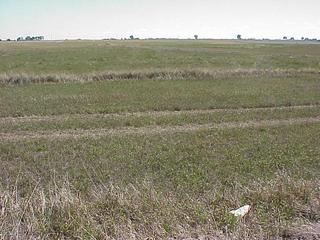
<box><xmin>0</xmin><ymin>68</ymin><xmax>319</xmax><ymax>85</ymax></box>
<box><xmin>0</xmin><ymin>175</ymin><xmax>319</xmax><ymax>239</ymax></box>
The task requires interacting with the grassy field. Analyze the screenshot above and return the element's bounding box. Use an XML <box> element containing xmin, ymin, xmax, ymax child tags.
<box><xmin>0</xmin><ymin>40</ymin><xmax>320</xmax><ymax>239</ymax></box>
<box><xmin>1</xmin><ymin>40</ymin><xmax>320</xmax><ymax>74</ymax></box>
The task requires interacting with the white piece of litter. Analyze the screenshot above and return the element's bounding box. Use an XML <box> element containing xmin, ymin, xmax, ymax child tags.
<box><xmin>229</xmin><ymin>205</ymin><xmax>251</xmax><ymax>217</ymax></box>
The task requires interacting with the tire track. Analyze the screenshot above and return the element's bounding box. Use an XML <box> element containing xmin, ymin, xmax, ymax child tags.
<box><xmin>1</xmin><ymin>117</ymin><xmax>319</xmax><ymax>142</ymax></box>
<box><xmin>0</xmin><ymin>104</ymin><xmax>319</xmax><ymax>124</ymax></box>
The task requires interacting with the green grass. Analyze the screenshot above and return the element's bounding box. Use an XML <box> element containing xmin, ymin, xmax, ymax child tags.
<box><xmin>1</xmin><ymin>40</ymin><xmax>320</xmax><ymax>74</ymax></box>
<box><xmin>2</xmin><ymin>123</ymin><xmax>319</xmax><ymax>190</ymax></box>
<box><xmin>0</xmin><ymin>40</ymin><xmax>320</xmax><ymax>239</ymax></box>
<box><xmin>0</xmin><ymin>106</ymin><xmax>319</xmax><ymax>133</ymax></box>
<box><xmin>0</xmin><ymin>75</ymin><xmax>319</xmax><ymax>117</ymax></box>
<box><xmin>1</xmin><ymin>124</ymin><xmax>319</xmax><ymax>238</ymax></box>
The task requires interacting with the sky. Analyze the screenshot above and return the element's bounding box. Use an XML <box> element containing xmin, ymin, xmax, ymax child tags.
<box><xmin>0</xmin><ymin>0</ymin><xmax>319</xmax><ymax>40</ymax></box>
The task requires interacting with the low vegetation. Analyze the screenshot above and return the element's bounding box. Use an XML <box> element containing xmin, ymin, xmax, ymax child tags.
<box><xmin>1</xmin><ymin>40</ymin><xmax>320</xmax><ymax>75</ymax></box>
<box><xmin>0</xmin><ymin>69</ymin><xmax>319</xmax><ymax>85</ymax></box>
<box><xmin>0</xmin><ymin>40</ymin><xmax>319</xmax><ymax>239</ymax></box>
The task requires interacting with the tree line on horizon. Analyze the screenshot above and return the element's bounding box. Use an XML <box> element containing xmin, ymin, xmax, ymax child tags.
<box><xmin>0</xmin><ymin>35</ymin><xmax>319</xmax><ymax>42</ymax></box>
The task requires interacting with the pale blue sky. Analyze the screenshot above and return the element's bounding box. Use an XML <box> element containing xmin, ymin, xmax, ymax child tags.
<box><xmin>0</xmin><ymin>0</ymin><xmax>319</xmax><ymax>40</ymax></box>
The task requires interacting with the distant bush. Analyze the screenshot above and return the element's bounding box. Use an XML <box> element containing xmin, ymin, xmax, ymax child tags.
<box><xmin>18</xmin><ymin>36</ymin><xmax>44</xmax><ymax>41</ymax></box>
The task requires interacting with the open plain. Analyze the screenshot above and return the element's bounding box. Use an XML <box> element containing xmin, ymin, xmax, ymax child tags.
<box><xmin>0</xmin><ymin>40</ymin><xmax>320</xmax><ymax>239</ymax></box>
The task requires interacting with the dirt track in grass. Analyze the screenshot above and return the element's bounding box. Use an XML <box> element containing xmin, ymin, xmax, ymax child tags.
<box><xmin>0</xmin><ymin>104</ymin><xmax>318</xmax><ymax>124</ymax></box>
<box><xmin>0</xmin><ymin>116</ymin><xmax>319</xmax><ymax>142</ymax></box>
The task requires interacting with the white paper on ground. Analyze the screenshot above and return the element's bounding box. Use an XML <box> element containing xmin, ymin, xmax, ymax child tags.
<box><xmin>230</xmin><ymin>205</ymin><xmax>251</xmax><ymax>217</ymax></box>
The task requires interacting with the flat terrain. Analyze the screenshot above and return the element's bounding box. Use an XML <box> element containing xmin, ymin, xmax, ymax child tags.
<box><xmin>1</xmin><ymin>40</ymin><xmax>320</xmax><ymax>74</ymax></box>
<box><xmin>0</xmin><ymin>40</ymin><xmax>319</xmax><ymax>239</ymax></box>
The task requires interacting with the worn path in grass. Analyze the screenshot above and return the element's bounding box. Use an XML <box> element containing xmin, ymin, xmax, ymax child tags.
<box><xmin>1</xmin><ymin>116</ymin><xmax>319</xmax><ymax>142</ymax></box>
<box><xmin>0</xmin><ymin>104</ymin><xmax>318</xmax><ymax>124</ymax></box>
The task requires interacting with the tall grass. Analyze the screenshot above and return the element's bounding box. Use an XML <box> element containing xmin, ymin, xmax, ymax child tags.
<box><xmin>0</xmin><ymin>68</ymin><xmax>319</xmax><ymax>85</ymax></box>
<box><xmin>1</xmin><ymin>175</ymin><xmax>319</xmax><ymax>239</ymax></box>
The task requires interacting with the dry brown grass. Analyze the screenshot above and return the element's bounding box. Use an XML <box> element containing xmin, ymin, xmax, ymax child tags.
<box><xmin>283</xmin><ymin>223</ymin><xmax>320</xmax><ymax>239</ymax></box>
<box><xmin>1</xmin><ymin>174</ymin><xmax>319</xmax><ymax>239</ymax></box>
<box><xmin>0</xmin><ymin>68</ymin><xmax>319</xmax><ymax>85</ymax></box>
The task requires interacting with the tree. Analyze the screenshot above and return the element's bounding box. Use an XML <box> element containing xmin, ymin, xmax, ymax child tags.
<box><xmin>130</xmin><ymin>35</ymin><xmax>134</xmax><ymax>40</ymax></box>
<box><xmin>283</xmin><ymin>36</ymin><xmax>287</xmax><ymax>40</ymax></box>
<box><xmin>290</xmin><ymin>37</ymin><xmax>295</xmax><ymax>40</ymax></box>
<box><xmin>301</xmin><ymin>37</ymin><xmax>305</xmax><ymax>41</ymax></box>
<box><xmin>237</xmin><ymin>34</ymin><xmax>242</xmax><ymax>40</ymax></box>
<box><xmin>194</xmin><ymin>35</ymin><xmax>198</xmax><ymax>40</ymax></box>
